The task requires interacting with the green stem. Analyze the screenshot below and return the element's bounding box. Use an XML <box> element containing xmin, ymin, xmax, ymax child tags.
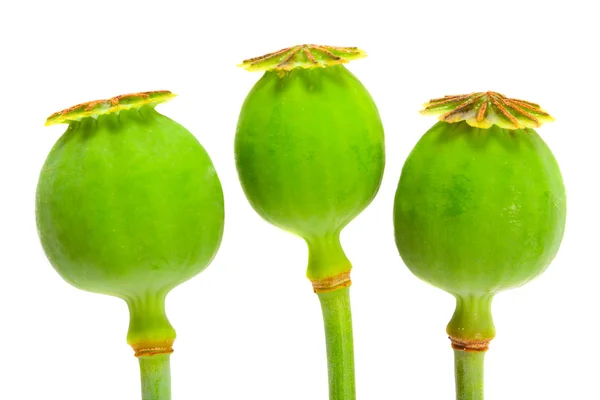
<box><xmin>317</xmin><ymin>287</ymin><xmax>356</xmax><ymax>400</ymax></box>
<box><xmin>139</xmin><ymin>354</ymin><xmax>171</xmax><ymax>400</ymax></box>
<box><xmin>454</xmin><ymin>350</ymin><xmax>485</xmax><ymax>400</ymax></box>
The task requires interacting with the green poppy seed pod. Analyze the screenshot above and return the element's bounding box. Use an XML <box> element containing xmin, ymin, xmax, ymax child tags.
<box><xmin>236</xmin><ymin>45</ymin><xmax>385</xmax><ymax>281</ymax></box>
<box><xmin>235</xmin><ymin>45</ymin><xmax>384</xmax><ymax>400</ymax></box>
<box><xmin>36</xmin><ymin>91</ymin><xmax>225</xmax><ymax>359</ymax></box>
<box><xmin>393</xmin><ymin>92</ymin><xmax>566</xmax><ymax>399</ymax></box>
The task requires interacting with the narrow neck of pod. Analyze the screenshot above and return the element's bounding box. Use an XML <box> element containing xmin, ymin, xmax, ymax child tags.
<box><xmin>126</xmin><ymin>292</ymin><xmax>176</xmax><ymax>357</ymax></box>
<box><xmin>447</xmin><ymin>294</ymin><xmax>495</xmax><ymax>351</ymax></box>
<box><xmin>306</xmin><ymin>234</ymin><xmax>352</xmax><ymax>284</ymax></box>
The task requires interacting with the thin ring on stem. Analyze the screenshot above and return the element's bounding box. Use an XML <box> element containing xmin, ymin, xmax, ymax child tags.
<box><xmin>311</xmin><ymin>270</ymin><xmax>352</xmax><ymax>293</ymax></box>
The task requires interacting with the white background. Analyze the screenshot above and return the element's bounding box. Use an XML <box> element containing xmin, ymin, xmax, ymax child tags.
<box><xmin>1</xmin><ymin>0</ymin><xmax>598</xmax><ymax>399</ymax></box>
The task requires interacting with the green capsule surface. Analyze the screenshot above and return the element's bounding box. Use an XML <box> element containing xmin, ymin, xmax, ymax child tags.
<box><xmin>236</xmin><ymin>57</ymin><xmax>384</xmax><ymax>279</ymax></box>
<box><xmin>395</xmin><ymin>120</ymin><xmax>566</xmax><ymax>296</ymax></box>
<box><xmin>36</xmin><ymin>91</ymin><xmax>224</xmax><ymax>349</ymax></box>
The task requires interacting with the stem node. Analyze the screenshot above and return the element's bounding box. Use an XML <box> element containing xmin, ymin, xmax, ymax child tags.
<box><xmin>449</xmin><ymin>336</ymin><xmax>491</xmax><ymax>352</ymax></box>
<box><xmin>132</xmin><ymin>339</ymin><xmax>175</xmax><ymax>358</ymax></box>
<box><xmin>310</xmin><ymin>270</ymin><xmax>352</xmax><ymax>293</ymax></box>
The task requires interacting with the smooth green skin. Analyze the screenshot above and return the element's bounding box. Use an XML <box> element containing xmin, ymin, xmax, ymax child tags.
<box><xmin>235</xmin><ymin>65</ymin><xmax>383</xmax><ymax>400</ymax></box>
<box><xmin>235</xmin><ymin>65</ymin><xmax>385</xmax><ymax>280</ymax></box>
<box><xmin>139</xmin><ymin>354</ymin><xmax>171</xmax><ymax>400</ymax></box>
<box><xmin>36</xmin><ymin>105</ymin><xmax>225</xmax><ymax>347</ymax></box>
<box><xmin>454</xmin><ymin>350</ymin><xmax>485</xmax><ymax>400</ymax></box>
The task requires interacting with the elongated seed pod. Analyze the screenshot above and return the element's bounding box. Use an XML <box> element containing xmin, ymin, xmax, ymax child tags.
<box><xmin>36</xmin><ymin>91</ymin><xmax>224</xmax><ymax>400</ymax></box>
<box><xmin>236</xmin><ymin>45</ymin><xmax>385</xmax><ymax>400</ymax></box>
<box><xmin>394</xmin><ymin>92</ymin><xmax>566</xmax><ymax>400</ymax></box>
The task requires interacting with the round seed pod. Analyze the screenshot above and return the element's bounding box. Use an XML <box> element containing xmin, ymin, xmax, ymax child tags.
<box><xmin>37</xmin><ymin>91</ymin><xmax>224</xmax><ymax>354</ymax></box>
<box><xmin>236</xmin><ymin>45</ymin><xmax>385</xmax><ymax>282</ymax></box>
<box><xmin>393</xmin><ymin>92</ymin><xmax>566</xmax><ymax>399</ymax></box>
<box><xmin>235</xmin><ymin>45</ymin><xmax>385</xmax><ymax>400</ymax></box>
